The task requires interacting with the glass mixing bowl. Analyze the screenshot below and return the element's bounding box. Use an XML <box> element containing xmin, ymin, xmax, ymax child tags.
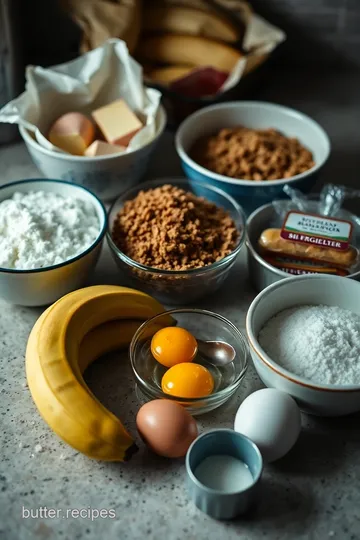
<box><xmin>106</xmin><ymin>178</ymin><xmax>246</xmax><ymax>305</ymax></box>
<box><xmin>129</xmin><ymin>309</ymin><xmax>249</xmax><ymax>415</ymax></box>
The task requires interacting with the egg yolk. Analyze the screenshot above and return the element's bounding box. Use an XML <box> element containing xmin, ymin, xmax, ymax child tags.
<box><xmin>151</xmin><ymin>327</ymin><xmax>198</xmax><ymax>368</ymax></box>
<box><xmin>161</xmin><ymin>363</ymin><xmax>214</xmax><ymax>398</ymax></box>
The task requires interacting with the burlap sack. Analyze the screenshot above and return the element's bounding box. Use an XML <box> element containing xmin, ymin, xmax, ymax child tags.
<box><xmin>60</xmin><ymin>0</ymin><xmax>142</xmax><ymax>54</ymax></box>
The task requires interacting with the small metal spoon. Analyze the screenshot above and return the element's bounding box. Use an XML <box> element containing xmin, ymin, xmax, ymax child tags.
<box><xmin>197</xmin><ymin>340</ymin><xmax>236</xmax><ymax>367</ymax></box>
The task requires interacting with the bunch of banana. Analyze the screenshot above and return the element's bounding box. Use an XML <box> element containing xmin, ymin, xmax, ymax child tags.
<box><xmin>26</xmin><ymin>285</ymin><xmax>171</xmax><ymax>462</ymax></box>
<box><xmin>138</xmin><ymin>3</ymin><xmax>246</xmax><ymax>86</ymax></box>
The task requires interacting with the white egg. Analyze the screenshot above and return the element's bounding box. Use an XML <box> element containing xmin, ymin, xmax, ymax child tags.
<box><xmin>234</xmin><ymin>388</ymin><xmax>301</xmax><ymax>463</ymax></box>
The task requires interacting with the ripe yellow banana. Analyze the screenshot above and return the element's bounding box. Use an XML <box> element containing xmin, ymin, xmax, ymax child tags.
<box><xmin>137</xmin><ymin>35</ymin><xmax>243</xmax><ymax>72</ymax></box>
<box><xmin>26</xmin><ymin>285</ymin><xmax>171</xmax><ymax>461</ymax></box>
<box><xmin>78</xmin><ymin>319</ymin><xmax>143</xmax><ymax>373</ymax></box>
<box><xmin>79</xmin><ymin>319</ymin><xmax>170</xmax><ymax>373</ymax></box>
<box><xmin>147</xmin><ymin>65</ymin><xmax>195</xmax><ymax>85</ymax></box>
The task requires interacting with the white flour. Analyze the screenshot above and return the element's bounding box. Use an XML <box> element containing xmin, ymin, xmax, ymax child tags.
<box><xmin>258</xmin><ymin>305</ymin><xmax>360</xmax><ymax>385</ymax></box>
<box><xmin>0</xmin><ymin>191</ymin><xmax>100</xmax><ymax>270</ymax></box>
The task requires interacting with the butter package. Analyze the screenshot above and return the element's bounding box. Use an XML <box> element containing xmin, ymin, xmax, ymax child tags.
<box><xmin>257</xmin><ymin>185</ymin><xmax>360</xmax><ymax>277</ymax></box>
<box><xmin>262</xmin><ymin>255</ymin><xmax>350</xmax><ymax>277</ymax></box>
<box><xmin>259</xmin><ymin>227</ymin><xmax>358</xmax><ymax>268</ymax></box>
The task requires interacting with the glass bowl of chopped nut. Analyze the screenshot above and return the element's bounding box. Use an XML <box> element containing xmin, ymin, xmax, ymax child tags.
<box><xmin>106</xmin><ymin>179</ymin><xmax>246</xmax><ymax>304</ymax></box>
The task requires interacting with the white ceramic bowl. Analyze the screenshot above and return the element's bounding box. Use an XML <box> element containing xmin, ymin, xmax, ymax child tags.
<box><xmin>0</xmin><ymin>179</ymin><xmax>106</xmax><ymax>306</ymax></box>
<box><xmin>175</xmin><ymin>101</ymin><xmax>330</xmax><ymax>215</ymax></box>
<box><xmin>19</xmin><ymin>106</ymin><xmax>167</xmax><ymax>202</ymax></box>
<box><xmin>246</xmin><ymin>275</ymin><xmax>360</xmax><ymax>417</ymax></box>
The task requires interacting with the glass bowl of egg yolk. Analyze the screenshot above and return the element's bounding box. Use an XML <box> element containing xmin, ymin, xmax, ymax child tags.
<box><xmin>129</xmin><ymin>309</ymin><xmax>249</xmax><ymax>415</ymax></box>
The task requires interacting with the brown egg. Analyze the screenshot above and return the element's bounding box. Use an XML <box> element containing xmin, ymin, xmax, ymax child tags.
<box><xmin>48</xmin><ymin>112</ymin><xmax>95</xmax><ymax>155</ymax></box>
<box><xmin>136</xmin><ymin>399</ymin><xmax>198</xmax><ymax>458</ymax></box>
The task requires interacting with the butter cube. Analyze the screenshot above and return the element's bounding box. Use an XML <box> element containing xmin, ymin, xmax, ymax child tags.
<box><xmin>84</xmin><ymin>140</ymin><xmax>125</xmax><ymax>157</ymax></box>
<box><xmin>92</xmin><ymin>99</ymin><xmax>143</xmax><ymax>147</ymax></box>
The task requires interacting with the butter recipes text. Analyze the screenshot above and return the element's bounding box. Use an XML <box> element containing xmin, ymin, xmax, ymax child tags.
<box><xmin>22</xmin><ymin>506</ymin><xmax>116</xmax><ymax>521</ymax></box>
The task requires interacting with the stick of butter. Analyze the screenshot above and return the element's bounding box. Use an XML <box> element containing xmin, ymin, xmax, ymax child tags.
<box><xmin>92</xmin><ymin>99</ymin><xmax>143</xmax><ymax>147</ymax></box>
<box><xmin>84</xmin><ymin>140</ymin><xmax>125</xmax><ymax>157</ymax></box>
<box><xmin>259</xmin><ymin>228</ymin><xmax>358</xmax><ymax>268</ymax></box>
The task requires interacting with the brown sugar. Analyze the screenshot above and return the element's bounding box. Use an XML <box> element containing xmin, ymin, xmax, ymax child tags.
<box><xmin>112</xmin><ymin>184</ymin><xmax>240</xmax><ymax>271</ymax></box>
<box><xmin>190</xmin><ymin>126</ymin><xmax>315</xmax><ymax>181</ymax></box>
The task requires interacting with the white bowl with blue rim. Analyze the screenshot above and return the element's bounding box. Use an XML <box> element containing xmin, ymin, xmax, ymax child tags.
<box><xmin>175</xmin><ymin>101</ymin><xmax>330</xmax><ymax>215</ymax></box>
<box><xmin>0</xmin><ymin>179</ymin><xmax>106</xmax><ymax>306</ymax></box>
<box><xmin>19</xmin><ymin>105</ymin><xmax>167</xmax><ymax>202</ymax></box>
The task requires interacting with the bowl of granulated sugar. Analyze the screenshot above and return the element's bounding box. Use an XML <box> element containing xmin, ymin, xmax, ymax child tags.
<box><xmin>246</xmin><ymin>274</ymin><xmax>360</xmax><ymax>417</ymax></box>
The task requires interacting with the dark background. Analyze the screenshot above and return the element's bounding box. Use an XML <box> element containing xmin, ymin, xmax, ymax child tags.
<box><xmin>2</xmin><ymin>0</ymin><xmax>359</xmax><ymax>144</ymax></box>
<box><xmin>19</xmin><ymin>0</ymin><xmax>360</xmax><ymax>69</ymax></box>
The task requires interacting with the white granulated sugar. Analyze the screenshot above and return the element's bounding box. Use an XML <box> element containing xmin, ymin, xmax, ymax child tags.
<box><xmin>258</xmin><ymin>305</ymin><xmax>360</xmax><ymax>385</ymax></box>
<box><xmin>0</xmin><ymin>191</ymin><xmax>100</xmax><ymax>269</ymax></box>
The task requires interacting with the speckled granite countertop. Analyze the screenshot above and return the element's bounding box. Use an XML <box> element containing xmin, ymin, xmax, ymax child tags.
<box><xmin>1</xmin><ymin>71</ymin><xmax>360</xmax><ymax>540</ymax></box>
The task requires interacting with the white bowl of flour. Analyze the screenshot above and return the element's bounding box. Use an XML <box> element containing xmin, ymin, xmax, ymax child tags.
<box><xmin>0</xmin><ymin>179</ymin><xmax>106</xmax><ymax>306</ymax></box>
<box><xmin>246</xmin><ymin>274</ymin><xmax>360</xmax><ymax>416</ymax></box>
